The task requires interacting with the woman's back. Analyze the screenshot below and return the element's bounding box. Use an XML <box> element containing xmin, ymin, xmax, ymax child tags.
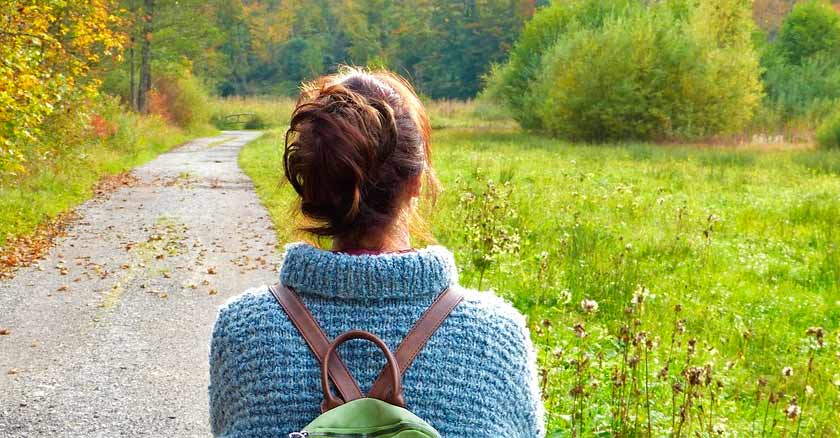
<box><xmin>208</xmin><ymin>67</ymin><xmax>543</xmax><ymax>437</ymax></box>
<box><xmin>209</xmin><ymin>243</ymin><xmax>544</xmax><ymax>437</ymax></box>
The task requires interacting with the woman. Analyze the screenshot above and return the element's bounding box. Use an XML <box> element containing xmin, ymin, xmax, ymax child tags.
<box><xmin>208</xmin><ymin>67</ymin><xmax>545</xmax><ymax>437</ymax></box>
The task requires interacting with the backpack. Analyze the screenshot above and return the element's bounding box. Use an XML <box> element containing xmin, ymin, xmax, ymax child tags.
<box><xmin>268</xmin><ymin>284</ymin><xmax>463</xmax><ymax>438</ymax></box>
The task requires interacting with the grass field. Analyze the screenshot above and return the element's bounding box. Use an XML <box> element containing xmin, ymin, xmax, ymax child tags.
<box><xmin>246</xmin><ymin>100</ymin><xmax>840</xmax><ymax>436</ymax></box>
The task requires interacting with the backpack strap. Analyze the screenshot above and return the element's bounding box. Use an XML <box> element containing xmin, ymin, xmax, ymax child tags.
<box><xmin>367</xmin><ymin>287</ymin><xmax>463</xmax><ymax>402</ymax></box>
<box><xmin>268</xmin><ymin>284</ymin><xmax>364</xmax><ymax>406</ymax></box>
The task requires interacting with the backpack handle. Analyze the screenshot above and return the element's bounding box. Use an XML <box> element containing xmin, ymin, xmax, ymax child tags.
<box><xmin>321</xmin><ymin>330</ymin><xmax>405</xmax><ymax>411</ymax></box>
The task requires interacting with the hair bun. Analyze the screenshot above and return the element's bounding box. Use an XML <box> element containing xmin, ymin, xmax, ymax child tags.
<box><xmin>283</xmin><ymin>68</ymin><xmax>437</xmax><ymax>243</ymax></box>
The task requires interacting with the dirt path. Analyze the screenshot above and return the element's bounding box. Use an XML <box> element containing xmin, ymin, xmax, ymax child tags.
<box><xmin>0</xmin><ymin>131</ymin><xmax>280</xmax><ymax>437</ymax></box>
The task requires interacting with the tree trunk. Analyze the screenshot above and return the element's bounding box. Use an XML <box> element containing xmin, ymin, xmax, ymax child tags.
<box><xmin>137</xmin><ymin>0</ymin><xmax>154</xmax><ymax>114</ymax></box>
<box><xmin>129</xmin><ymin>0</ymin><xmax>137</xmax><ymax>110</ymax></box>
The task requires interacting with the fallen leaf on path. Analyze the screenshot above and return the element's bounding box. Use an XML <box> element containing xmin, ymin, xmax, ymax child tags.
<box><xmin>162</xmin><ymin>271</ymin><xmax>172</xmax><ymax>278</ymax></box>
<box><xmin>0</xmin><ymin>328</ymin><xmax>10</xmax><ymax>335</ymax></box>
<box><xmin>57</xmin><ymin>285</ymin><xmax>68</xmax><ymax>292</ymax></box>
<box><xmin>207</xmin><ymin>267</ymin><xmax>217</xmax><ymax>274</ymax></box>
<box><xmin>0</xmin><ymin>212</ymin><xmax>77</xmax><ymax>280</ymax></box>
<box><xmin>209</xmin><ymin>289</ymin><xmax>218</xmax><ymax>295</ymax></box>
<box><xmin>7</xmin><ymin>368</ymin><xmax>18</xmax><ymax>375</ymax></box>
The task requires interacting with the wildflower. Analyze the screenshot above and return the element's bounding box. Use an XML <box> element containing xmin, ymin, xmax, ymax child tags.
<box><xmin>806</xmin><ymin>326</ymin><xmax>825</xmax><ymax>348</ymax></box>
<box><xmin>580</xmin><ymin>299</ymin><xmax>598</xmax><ymax>313</ymax></box>
<box><xmin>712</xmin><ymin>423</ymin><xmax>726</xmax><ymax>435</ymax></box>
<box><xmin>832</xmin><ymin>374</ymin><xmax>840</xmax><ymax>387</ymax></box>
<box><xmin>552</xmin><ymin>347</ymin><xmax>564</xmax><ymax>359</ymax></box>
<box><xmin>676</xmin><ymin>319</ymin><xmax>687</xmax><ymax>334</ymax></box>
<box><xmin>658</xmin><ymin>364</ymin><xmax>670</xmax><ymax>380</ymax></box>
<box><xmin>631</xmin><ymin>285</ymin><xmax>648</xmax><ymax>306</ymax></box>
<box><xmin>628</xmin><ymin>355</ymin><xmax>640</xmax><ymax>368</ymax></box>
<box><xmin>757</xmin><ymin>377</ymin><xmax>768</xmax><ymax>387</ymax></box>
<box><xmin>558</xmin><ymin>289</ymin><xmax>572</xmax><ymax>305</ymax></box>
<box><xmin>573</xmin><ymin>322</ymin><xmax>587</xmax><ymax>338</ymax></box>
<box><xmin>784</xmin><ymin>398</ymin><xmax>801</xmax><ymax>420</ymax></box>
<box><xmin>782</xmin><ymin>367</ymin><xmax>793</xmax><ymax>378</ymax></box>
<box><xmin>674</xmin><ymin>303</ymin><xmax>682</xmax><ymax>313</ymax></box>
<box><xmin>805</xmin><ymin>385</ymin><xmax>814</xmax><ymax>396</ymax></box>
<box><xmin>685</xmin><ymin>366</ymin><xmax>704</xmax><ymax>385</ymax></box>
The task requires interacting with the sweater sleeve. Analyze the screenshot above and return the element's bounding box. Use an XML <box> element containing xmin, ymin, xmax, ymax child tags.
<box><xmin>465</xmin><ymin>289</ymin><xmax>546</xmax><ymax>437</ymax></box>
<box><xmin>208</xmin><ymin>304</ymin><xmax>232</xmax><ymax>436</ymax></box>
<box><xmin>504</xmin><ymin>309</ymin><xmax>547</xmax><ymax>438</ymax></box>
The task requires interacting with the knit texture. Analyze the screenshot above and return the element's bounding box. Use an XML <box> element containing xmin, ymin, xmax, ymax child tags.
<box><xmin>208</xmin><ymin>242</ymin><xmax>545</xmax><ymax>437</ymax></box>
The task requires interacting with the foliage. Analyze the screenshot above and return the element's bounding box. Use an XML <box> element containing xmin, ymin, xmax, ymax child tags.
<box><xmin>0</xmin><ymin>0</ymin><xmax>124</xmax><ymax>177</ymax></box>
<box><xmin>149</xmin><ymin>72</ymin><xmax>213</xmax><ymax>130</ymax></box>
<box><xmin>760</xmin><ymin>1</ymin><xmax>840</xmax><ymax>123</ymax></box>
<box><xmin>243</xmin><ymin>104</ymin><xmax>840</xmax><ymax>435</ymax></box>
<box><xmin>816</xmin><ymin>107</ymin><xmax>840</xmax><ymax>149</ymax></box>
<box><xmin>775</xmin><ymin>0</ymin><xmax>840</xmax><ymax>66</ymax></box>
<box><xmin>211</xmin><ymin>0</ymin><xmax>534</xmax><ymax>99</ymax></box>
<box><xmin>489</xmin><ymin>0</ymin><xmax>762</xmax><ymax>141</ymax></box>
<box><xmin>484</xmin><ymin>0</ymin><xmax>634</xmax><ymax>129</ymax></box>
<box><xmin>457</xmin><ymin>175</ymin><xmax>521</xmax><ymax>289</ymax></box>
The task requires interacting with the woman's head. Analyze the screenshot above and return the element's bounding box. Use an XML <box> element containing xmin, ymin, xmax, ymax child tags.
<box><xmin>283</xmin><ymin>67</ymin><xmax>438</xmax><ymax>249</ymax></box>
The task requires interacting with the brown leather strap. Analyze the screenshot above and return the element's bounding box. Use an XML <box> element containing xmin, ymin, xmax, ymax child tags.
<box><xmin>367</xmin><ymin>287</ymin><xmax>463</xmax><ymax>401</ymax></box>
<box><xmin>321</xmin><ymin>330</ymin><xmax>405</xmax><ymax>412</ymax></box>
<box><xmin>268</xmin><ymin>284</ymin><xmax>364</xmax><ymax>406</ymax></box>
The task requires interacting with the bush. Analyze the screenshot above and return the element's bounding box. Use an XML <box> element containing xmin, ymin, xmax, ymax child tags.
<box><xmin>493</xmin><ymin>0</ymin><xmax>761</xmax><ymax>141</ymax></box>
<box><xmin>243</xmin><ymin>114</ymin><xmax>268</xmax><ymax>130</ymax></box>
<box><xmin>761</xmin><ymin>2</ymin><xmax>840</xmax><ymax>121</ymax></box>
<box><xmin>816</xmin><ymin>108</ymin><xmax>840</xmax><ymax>149</ymax></box>
<box><xmin>776</xmin><ymin>0</ymin><xmax>840</xmax><ymax>66</ymax></box>
<box><xmin>486</xmin><ymin>0</ymin><xmax>636</xmax><ymax>129</ymax></box>
<box><xmin>149</xmin><ymin>71</ymin><xmax>212</xmax><ymax>130</ymax></box>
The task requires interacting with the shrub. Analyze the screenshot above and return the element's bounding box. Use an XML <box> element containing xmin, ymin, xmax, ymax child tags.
<box><xmin>150</xmin><ymin>71</ymin><xmax>212</xmax><ymax>130</ymax></box>
<box><xmin>486</xmin><ymin>0</ymin><xmax>636</xmax><ymax>130</ymax></box>
<box><xmin>816</xmin><ymin>107</ymin><xmax>840</xmax><ymax>149</ymax></box>
<box><xmin>243</xmin><ymin>114</ymin><xmax>268</xmax><ymax>130</ymax></box>
<box><xmin>761</xmin><ymin>2</ymin><xmax>840</xmax><ymax>121</ymax></box>
<box><xmin>776</xmin><ymin>0</ymin><xmax>840</xmax><ymax>66</ymax></box>
<box><xmin>517</xmin><ymin>0</ymin><xmax>760</xmax><ymax>141</ymax></box>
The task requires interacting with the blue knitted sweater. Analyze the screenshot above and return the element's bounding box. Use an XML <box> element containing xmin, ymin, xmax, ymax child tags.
<box><xmin>208</xmin><ymin>242</ymin><xmax>545</xmax><ymax>437</ymax></box>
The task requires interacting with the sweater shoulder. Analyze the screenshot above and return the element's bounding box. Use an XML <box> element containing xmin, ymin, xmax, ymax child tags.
<box><xmin>211</xmin><ymin>285</ymin><xmax>279</xmax><ymax>334</ymax></box>
<box><xmin>456</xmin><ymin>286</ymin><xmax>528</xmax><ymax>325</ymax></box>
<box><xmin>449</xmin><ymin>286</ymin><xmax>530</xmax><ymax>342</ymax></box>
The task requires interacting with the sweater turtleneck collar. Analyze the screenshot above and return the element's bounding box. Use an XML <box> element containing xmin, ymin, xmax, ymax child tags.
<box><xmin>279</xmin><ymin>242</ymin><xmax>458</xmax><ymax>300</ymax></box>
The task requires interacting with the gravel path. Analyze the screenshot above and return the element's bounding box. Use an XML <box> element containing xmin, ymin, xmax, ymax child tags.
<box><xmin>0</xmin><ymin>131</ymin><xmax>280</xmax><ymax>437</ymax></box>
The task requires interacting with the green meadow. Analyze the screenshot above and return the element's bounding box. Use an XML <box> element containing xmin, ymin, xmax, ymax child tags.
<box><xmin>240</xmin><ymin>102</ymin><xmax>840</xmax><ymax>436</ymax></box>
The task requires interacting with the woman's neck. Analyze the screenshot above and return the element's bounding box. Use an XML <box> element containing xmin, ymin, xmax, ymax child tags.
<box><xmin>332</xmin><ymin>225</ymin><xmax>412</xmax><ymax>253</ymax></box>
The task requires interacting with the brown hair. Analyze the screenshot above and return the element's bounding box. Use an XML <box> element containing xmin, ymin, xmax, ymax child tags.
<box><xmin>283</xmin><ymin>67</ymin><xmax>439</xmax><ymax>244</ymax></box>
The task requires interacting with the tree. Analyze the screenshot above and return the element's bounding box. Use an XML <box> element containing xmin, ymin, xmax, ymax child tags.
<box><xmin>138</xmin><ymin>0</ymin><xmax>154</xmax><ymax>114</ymax></box>
<box><xmin>0</xmin><ymin>0</ymin><xmax>124</xmax><ymax>175</ymax></box>
<box><xmin>776</xmin><ymin>0</ymin><xmax>840</xmax><ymax>65</ymax></box>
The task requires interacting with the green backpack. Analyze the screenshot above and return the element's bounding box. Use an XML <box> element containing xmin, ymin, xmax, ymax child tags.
<box><xmin>269</xmin><ymin>284</ymin><xmax>463</xmax><ymax>438</ymax></box>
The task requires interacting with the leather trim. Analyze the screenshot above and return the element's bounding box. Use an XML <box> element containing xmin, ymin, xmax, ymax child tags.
<box><xmin>268</xmin><ymin>284</ymin><xmax>364</xmax><ymax>407</ymax></box>
<box><xmin>367</xmin><ymin>287</ymin><xmax>463</xmax><ymax>401</ymax></box>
